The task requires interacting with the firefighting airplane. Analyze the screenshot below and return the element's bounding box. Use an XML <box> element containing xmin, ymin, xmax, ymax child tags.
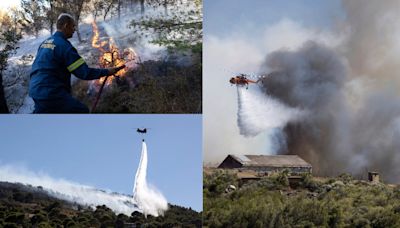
<box><xmin>229</xmin><ymin>73</ymin><xmax>264</xmax><ymax>89</ymax></box>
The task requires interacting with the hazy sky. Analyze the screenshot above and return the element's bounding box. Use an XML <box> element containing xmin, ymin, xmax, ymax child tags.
<box><xmin>0</xmin><ymin>0</ymin><xmax>20</xmax><ymax>10</ymax></box>
<box><xmin>0</xmin><ymin>114</ymin><xmax>202</xmax><ymax>211</ymax></box>
<box><xmin>203</xmin><ymin>0</ymin><xmax>345</xmax><ymax>163</ymax></box>
<box><xmin>204</xmin><ymin>0</ymin><xmax>343</xmax><ymax>36</ymax></box>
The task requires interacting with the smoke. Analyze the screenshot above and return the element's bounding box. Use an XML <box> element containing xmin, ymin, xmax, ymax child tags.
<box><xmin>341</xmin><ymin>0</ymin><xmax>400</xmax><ymax>83</ymax></box>
<box><xmin>81</xmin><ymin>7</ymin><xmax>166</xmax><ymax>63</ymax></box>
<box><xmin>82</xmin><ymin>1</ymin><xmax>200</xmax><ymax>63</ymax></box>
<box><xmin>133</xmin><ymin>141</ymin><xmax>168</xmax><ymax>217</ymax></box>
<box><xmin>250</xmin><ymin>0</ymin><xmax>400</xmax><ymax>182</ymax></box>
<box><xmin>0</xmin><ymin>164</ymin><xmax>138</xmax><ymax>215</ymax></box>
<box><xmin>202</xmin><ymin>16</ymin><xmax>342</xmax><ymax>164</ymax></box>
<box><xmin>237</xmin><ymin>86</ymin><xmax>306</xmax><ymax>137</ymax></box>
<box><xmin>259</xmin><ymin>41</ymin><xmax>351</xmax><ymax>174</ymax></box>
<box><xmin>203</xmin><ymin>0</ymin><xmax>400</xmax><ymax>182</ymax></box>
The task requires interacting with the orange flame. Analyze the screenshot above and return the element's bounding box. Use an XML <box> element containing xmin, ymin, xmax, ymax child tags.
<box><xmin>91</xmin><ymin>21</ymin><xmax>106</xmax><ymax>52</ymax></box>
<box><xmin>91</xmin><ymin>20</ymin><xmax>138</xmax><ymax>86</ymax></box>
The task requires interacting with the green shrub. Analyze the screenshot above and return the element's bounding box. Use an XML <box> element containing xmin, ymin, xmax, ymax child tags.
<box><xmin>38</xmin><ymin>221</ymin><xmax>52</xmax><ymax>228</ymax></box>
<box><xmin>300</xmin><ymin>173</ymin><xmax>322</xmax><ymax>192</ymax></box>
<box><xmin>31</xmin><ymin>213</ymin><xmax>47</xmax><ymax>225</ymax></box>
<box><xmin>204</xmin><ymin>170</ymin><xmax>400</xmax><ymax>227</ymax></box>
<box><xmin>3</xmin><ymin>223</ymin><xmax>19</xmax><ymax>228</ymax></box>
<box><xmin>268</xmin><ymin>170</ymin><xmax>289</xmax><ymax>188</ymax></box>
<box><xmin>338</xmin><ymin>173</ymin><xmax>353</xmax><ymax>184</ymax></box>
<box><xmin>203</xmin><ymin>170</ymin><xmax>237</xmax><ymax>197</ymax></box>
<box><xmin>5</xmin><ymin>212</ymin><xmax>24</xmax><ymax>224</ymax></box>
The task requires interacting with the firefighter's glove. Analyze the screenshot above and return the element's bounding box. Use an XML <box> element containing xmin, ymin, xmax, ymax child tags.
<box><xmin>107</xmin><ymin>65</ymin><xmax>126</xmax><ymax>76</ymax></box>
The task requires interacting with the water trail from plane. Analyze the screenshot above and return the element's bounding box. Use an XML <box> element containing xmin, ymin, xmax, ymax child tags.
<box><xmin>236</xmin><ymin>86</ymin><xmax>306</xmax><ymax>137</ymax></box>
<box><xmin>133</xmin><ymin>141</ymin><xmax>168</xmax><ymax>217</ymax></box>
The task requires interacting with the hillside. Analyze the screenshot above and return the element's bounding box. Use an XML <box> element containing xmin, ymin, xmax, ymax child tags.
<box><xmin>73</xmin><ymin>57</ymin><xmax>202</xmax><ymax>113</ymax></box>
<box><xmin>0</xmin><ymin>181</ymin><xmax>201</xmax><ymax>227</ymax></box>
<box><xmin>204</xmin><ymin>169</ymin><xmax>400</xmax><ymax>227</ymax></box>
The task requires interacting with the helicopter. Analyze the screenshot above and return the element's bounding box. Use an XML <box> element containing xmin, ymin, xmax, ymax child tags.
<box><xmin>229</xmin><ymin>73</ymin><xmax>263</xmax><ymax>89</ymax></box>
<box><xmin>136</xmin><ymin>128</ymin><xmax>148</xmax><ymax>134</ymax></box>
<box><xmin>136</xmin><ymin>128</ymin><xmax>150</xmax><ymax>142</ymax></box>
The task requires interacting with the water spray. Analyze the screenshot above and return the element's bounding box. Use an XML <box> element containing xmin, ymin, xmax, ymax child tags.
<box><xmin>133</xmin><ymin>140</ymin><xmax>168</xmax><ymax>217</ymax></box>
<box><xmin>236</xmin><ymin>86</ymin><xmax>306</xmax><ymax>137</ymax></box>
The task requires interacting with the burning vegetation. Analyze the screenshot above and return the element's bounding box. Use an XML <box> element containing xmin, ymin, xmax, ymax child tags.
<box><xmin>0</xmin><ymin>0</ymin><xmax>202</xmax><ymax>113</ymax></box>
<box><xmin>91</xmin><ymin>21</ymin><xmax>138</xmax><ymax>85</ymax></box>
<box><xmin>89</xmin><ymin>21</ymin><xmax>139</xmax><ymax>112</ymax></box>
<box><xmin>72</xmin><ymin>19</ymin><xmax>202</xmax><ymax>113</ymax></box>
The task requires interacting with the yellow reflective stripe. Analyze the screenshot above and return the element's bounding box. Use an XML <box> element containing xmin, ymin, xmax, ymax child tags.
<box><xmin>67</xmin><ymin>58</ymin><xmax>85</xmax><ymax>72</ymax></box>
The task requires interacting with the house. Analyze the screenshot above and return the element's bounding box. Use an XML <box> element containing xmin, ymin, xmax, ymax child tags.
<box><xmin>218</xmin><ymin>154</ymin><xmax>312</xmax><ymax>175</ymax></box>
<box><xmin>368</xmin><ymin>171</ymin><xmax>379</xmax><ymax>183</ymax></box>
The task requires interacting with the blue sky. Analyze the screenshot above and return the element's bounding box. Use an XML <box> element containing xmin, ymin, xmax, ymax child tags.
<box><xmin>0</xmin><ymin>114</ymin><xmax>202</xmax><ymax>211</ymax></box>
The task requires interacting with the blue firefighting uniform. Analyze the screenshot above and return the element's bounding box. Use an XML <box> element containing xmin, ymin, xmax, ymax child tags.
<box><xmin>29</xmin><ymin>31</ymin><xmax>109</xmax><ymax>113</ymax></box>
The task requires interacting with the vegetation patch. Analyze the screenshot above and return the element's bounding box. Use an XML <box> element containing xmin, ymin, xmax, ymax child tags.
<box><xmin>204</xmin><ymin>169</ymin><xmax>400</xmax><ymax>227</ymax></box>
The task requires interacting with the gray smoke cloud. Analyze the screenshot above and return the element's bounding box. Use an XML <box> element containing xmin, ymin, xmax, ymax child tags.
<box><xmin>260</xmin><ymin>41</ymin><xmax>352</xmax><ymax>175</ymax></box>
<box><xmin>255</xmin><ymin>0</ymin><xmax>400</xmax><ymax>182</ymax></box>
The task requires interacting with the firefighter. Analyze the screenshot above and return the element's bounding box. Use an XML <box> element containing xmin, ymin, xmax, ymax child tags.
<box><xmin>29</xmin><ymin>13</ymin><xmax>125</xmax><ymax>113</ymax></box>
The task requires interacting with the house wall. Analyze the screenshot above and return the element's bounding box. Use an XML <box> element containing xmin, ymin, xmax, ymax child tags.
<box><xmin>240</xmin><ymin>166</ymin><xmax>312</xmax><ymax>174</ymax></box>
<box><xmin>368</xmin><ymin>172</ymin><xmax>379</xmax><ymax>183</ymax></box>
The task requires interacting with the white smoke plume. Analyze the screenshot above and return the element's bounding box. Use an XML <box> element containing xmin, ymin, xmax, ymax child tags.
<box><xmin>0</xmin><ymin>164</ymin><xmax>138</xmax><ymax>215</ymax></box>
<box><xmin>80</xmin><ymin>7</ymin><xmax>166</xmax><ymax>64</ymax></box>
<box><xmin>133</xmin><ymin>141</ymin><xmax>168</xmax><ymax>217</ymax></box>
<box><xmin>237</xmin><ymin>86</ymin><xmax>306</xmax><ymax>137</ymax></box>
<box><xmin>81</xmin><ymin>1</ymin><xmax>200</xmax><ymax>63</ymax></box>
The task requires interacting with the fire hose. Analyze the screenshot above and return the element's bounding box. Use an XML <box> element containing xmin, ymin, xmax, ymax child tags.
<box><xmin>90</xmin><ymin>64</ymin><xmax>126</xmax><ymax>113</ymax></box>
